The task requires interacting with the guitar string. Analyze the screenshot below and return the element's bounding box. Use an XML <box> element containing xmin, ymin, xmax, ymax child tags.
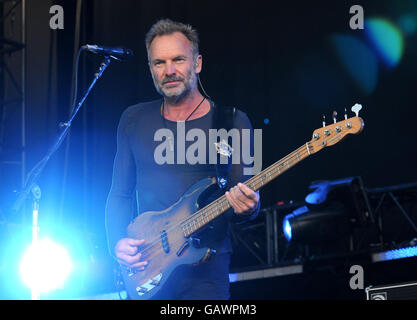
<box><xmin>136</xmin><ymin>144</ymin><xmax>316</xmax><ymax>262</ymax></box>
<box><xmin>135</xmin><ymin>139</ymin><xmax>323</xmax><ymax>261</ymax></box>
<box><xmin>134</xmin><ymin>139</ymin><xmax>320</xmax><ymax>261</ymax></box>
<box><xmin>134</xmin><ymin>143</ymin><xmax>314</xmax><ymax>261</ymax></box>
<box><xmin>133</xmin><ymin>132</ymin><xmax>344</xmax><ymax>261</ymax></box>
<box><xmin>179</xmin><ymin>143</ymin><xmax>312</xmax><ymax>233</ymax></box>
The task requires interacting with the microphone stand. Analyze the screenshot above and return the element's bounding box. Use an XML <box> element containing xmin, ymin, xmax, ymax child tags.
<box><xmin>11</xmin><ymin>54</ymin><xmax>113</xmax><ymax>299</ymax></box>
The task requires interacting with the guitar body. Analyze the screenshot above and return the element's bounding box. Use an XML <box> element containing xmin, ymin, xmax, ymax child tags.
<box><xmin>121</xmin><ymin>177</ymin><xmax>219</xmax><ymax>300</ymax></box>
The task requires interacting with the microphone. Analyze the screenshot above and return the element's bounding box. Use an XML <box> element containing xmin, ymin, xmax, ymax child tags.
<box><xmin>81</xmin><ymin>44</ymin><xmax>133</xmax><ymax>60</ymax></box>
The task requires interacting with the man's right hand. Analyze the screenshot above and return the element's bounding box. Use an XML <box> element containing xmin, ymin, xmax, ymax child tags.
<box><xmin>115</xmin><ymin>238</ymin><xmax>148</xmax><ymax>270</ymax></box>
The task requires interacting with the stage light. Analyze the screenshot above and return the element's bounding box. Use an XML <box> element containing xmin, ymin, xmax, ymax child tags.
<box><xmin>282</xmin><ymin>205</ymin><xmax>309</xmax><ymax>242</ymax></box>
<box><xmin>329</xmin><ymin>34</ymin><xmax>378</xmax><ymax>95</ymax></box>
<box><xmin>365</xmin><ymin>18</ymin><xmax>404</xmax><ymax>68</ymax></box>
<box><xmin>398</xmin><ymin>15</ymin><xmax>417</xmax><ymax>35</ymax></box>
<box><xmin>372</xmin><ymin>246</ymin><xmax>417</xmax><ymax>262</ymax></box>
<box><xmin>19</xmin><ymin>238</ymin><xmax>72</xmax><ymax>296</ymax></box>
<box><xmin>282</xmin><ymin>204</ymin><xmax>350</xmax><ymax>244</ymax></box>
<box><xmin>282</xmin><ymin>177</ymin><xmax>371</xmax><ymax>244</ymax></box>
<box><xmin>283</xmin><ymin>217</ymin><xmax>292</xmax><ymax>241</ymax></box>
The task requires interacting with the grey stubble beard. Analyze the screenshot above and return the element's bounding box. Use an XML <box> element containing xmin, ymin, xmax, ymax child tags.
<box><xmin>151</xmin><ymin>68</ymin><xmax>198</xmax><ymax>105</ymax></box>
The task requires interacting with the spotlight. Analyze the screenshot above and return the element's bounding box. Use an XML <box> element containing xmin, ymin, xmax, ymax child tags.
<box><xmin>282</xmin><ymin>205</ymin><xmax>309</xmax><ymax>242</ymax></box>
<box><xmin>283</xmin><ymin>203</ymin><xmax>350</xmax><ymax>244</ymax></box>
<box><xmin>282</xmin><ymin>176</ymin><xmax>372</xmax><ymax>244</ymax></box>
<box><xmin>19</xmin><ymin>238</ymin><xmax>72</xmax><ymax>297</ymax></box>
<box><xmin>283</xmin><ymin>216</ymin><xmax>292</xmax><ymax>241</ymax></box>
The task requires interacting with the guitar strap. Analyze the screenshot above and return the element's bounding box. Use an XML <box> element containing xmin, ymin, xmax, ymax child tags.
<box><xmin>211</xmin><ymin>101</ymin><xmax>236</xmax><ymax>189</ymax></box>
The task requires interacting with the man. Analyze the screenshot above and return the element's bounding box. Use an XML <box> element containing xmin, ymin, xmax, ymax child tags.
<box><xmin>105</xmin><ymin>19</ymin><xmax>260</xmax><ymax>299</ymax></box>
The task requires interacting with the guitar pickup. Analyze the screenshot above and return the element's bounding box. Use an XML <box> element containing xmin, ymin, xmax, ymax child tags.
<box><xmin>161</xmin><ymin>230</ymin><xmax>170</xmax><ymax>253</ymax></box>
<box><xmin>176</xmin><ymin>241</ymin><xmax>190</xmax><ymax>256</ymax></box>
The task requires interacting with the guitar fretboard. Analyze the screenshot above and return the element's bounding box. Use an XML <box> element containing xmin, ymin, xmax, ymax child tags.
<box><xmin>180</xmin><ymin>142</ymin><xmax>314</xmax><ymax>237</ymax></box>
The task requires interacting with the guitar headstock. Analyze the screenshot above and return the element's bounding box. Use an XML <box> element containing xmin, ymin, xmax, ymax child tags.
<box><xmin>308</xmin><ymin>105</ymin><xmax>365</xmax><ymax>155</ymax></box>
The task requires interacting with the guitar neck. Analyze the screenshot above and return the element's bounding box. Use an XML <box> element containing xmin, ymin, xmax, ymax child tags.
<box><xmin>181</xmin><ymin>141</ymin><xmax>313</xmax><ymax>237</ymax></box>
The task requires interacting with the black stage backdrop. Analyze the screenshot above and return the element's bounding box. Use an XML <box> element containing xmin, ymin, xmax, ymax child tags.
<box><xmin>1</xmin><ymin>0</ymin><xmax>417</xmax><ymax>299</ymax></box>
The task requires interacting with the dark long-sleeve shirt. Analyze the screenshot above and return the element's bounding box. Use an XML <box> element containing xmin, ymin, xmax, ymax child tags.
<box><xmin>105</xmin><ymin>99</ymin><xmax>259</xmax><ymax>258</ymax></box>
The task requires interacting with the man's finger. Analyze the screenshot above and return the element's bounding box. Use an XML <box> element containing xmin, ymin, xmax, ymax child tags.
<box><xmin>130</xmin><ymin>260</ymin><xmax>148</xmax><ymax>269</ymax></box>
<box><xmin>237</xmin><ymin>183</ymin><xmax>257</xmax><ymax>199</ymax></box>
<box><xmin>127</xmin><ymin>238</ymin><xmax>145</xmax><ymax>246</ymax></box>
<box><xmin>117</xmin><ymin>253</ymin><xmax>137</xmax><ymax>266</ymax></box>
<box><xmin>230</xmin><ymin>187</ymin><xmax>250</xmax><ymax>210</ymax></box>
<box><xmin>118</xmin><ymin>250</ymin><xmax>142</xmax><ymax>265</ymax></box>
<box><xmin>226</xmin><ymin>191</ymin><xmax>246</xmax><ymax>213</ymax></box>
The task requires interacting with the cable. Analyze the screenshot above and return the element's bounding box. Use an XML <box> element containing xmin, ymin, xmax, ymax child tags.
<box><xmin>198</xmin><ymin>75</ymin><xmax>211</xmax><ymax>100</ymax></box>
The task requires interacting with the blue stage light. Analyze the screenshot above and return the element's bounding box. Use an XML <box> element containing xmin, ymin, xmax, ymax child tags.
<box><xmin>282</xmin><ymin>205</ymin><xmax>309</xmax><ymax>242</ymax></box>
<box><xmin>372</xmin><ymin>246</ymin><xmax>417</xmax><ymax>262</ymax></box>
<box><xmin>329</xmin><ymin>34</ymin><xmax>378</xmax><ymax>95</ymax></box>
<box><xmin>397</xmin><ymin>15</ymin><xmax>417</xmax><ymax>35</ymax></box>
<box><xmin>365</xmin><ymin>18</ymin><xmax>404</xmax><ymax>68</ymax></box>
<box><xmin>283</xmin><ymin>217</ymin><xmax>292</xmax><ymax>241</ymax></box>
<box><xmin>19</xmin><ymin>238</ymin><xmax>73</xmax><ymax>296</ymax></box>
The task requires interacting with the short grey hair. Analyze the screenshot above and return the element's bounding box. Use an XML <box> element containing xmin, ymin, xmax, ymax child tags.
<box><xmin>145</xmin><ymin>19</ymin><xmax>200</xmax><ymax>59</ymax></box>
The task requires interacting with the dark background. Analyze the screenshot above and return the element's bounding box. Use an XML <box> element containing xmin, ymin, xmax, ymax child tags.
<box><xmin>1</xmin><ymin>0</ymin><xmax>417</xmax><ymax>299</ymax></box>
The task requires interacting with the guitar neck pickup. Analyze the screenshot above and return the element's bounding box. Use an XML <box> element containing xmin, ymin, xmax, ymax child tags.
<box><xmin>161</xmin><ymin>230</ymin><xmax>170</xmax><ymax>253</ymax></box>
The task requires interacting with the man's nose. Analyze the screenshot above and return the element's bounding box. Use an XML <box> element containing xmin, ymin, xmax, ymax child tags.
<box><xmin>164</xmin><ymin>61</ymin><xmax>176</xmax><ymax>76</ymax></box>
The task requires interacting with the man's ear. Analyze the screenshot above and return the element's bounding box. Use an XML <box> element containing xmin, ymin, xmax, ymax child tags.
<box><xmin>195</xmin><ymin>54</ymin><xmax>202</xmax><ymax>74</ymax></box>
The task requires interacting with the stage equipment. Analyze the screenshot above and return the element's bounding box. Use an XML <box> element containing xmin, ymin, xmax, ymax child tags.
<box><xmin>228</xmin><ymin>200</ymin><xmax>304</xmax><ymax>270</ymax></box>
<box><xmin>366</xmin><ymin>181</ymin><xmax>417</xmax><ymax>246</ymax></box>
<box><xmin>372</xmin><ymin>244</ymin><xmax>417</xmax><ymax>262</ymax></box>
<box><xmin>10</xmin><ymin>45</ymin><xmax>125</xmax><ymax>299</ymax></box>
<box><xmin>283</xmin><ymin>176</ymin><xmax>372</xmax><ymax>245</ymax></box>
<box><xmin>366</xmin><ymin>281</ymin><xmax>417</xmax><ymax>300</ymax></box>
<box><xmin>0</xmin><ymin>0</ymin><xmax>27</xmax><ymax>218</ymax></box>
<box><xmin>81</xmin><ymin>44</ymin><xmax>133</xmax><ymax>61</ymax></box>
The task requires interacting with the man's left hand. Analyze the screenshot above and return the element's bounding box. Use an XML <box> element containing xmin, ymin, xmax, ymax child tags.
<box><xmin>225</xmin><ymin>182</ymin><xmax>259</xmax><ymax>215</ymax></box>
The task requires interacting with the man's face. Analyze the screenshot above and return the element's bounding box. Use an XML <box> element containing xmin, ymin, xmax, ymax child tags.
<box><xmin>148</xmin><ymin>32</ymin><xmax>201</xmax><ymax>102</ymax></box>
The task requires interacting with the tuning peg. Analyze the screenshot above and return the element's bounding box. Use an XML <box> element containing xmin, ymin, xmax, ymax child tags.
<box><xmin>344</xmin><ymin>108</ymin><xmax>348</xmax><ymax>120</ymax></box>
<box><xmin>332</xmin><ymin>111</ymin><xmax>337</xmax><ymax>123</ymax></box>
<box><xmin>351</xmin><ymin>103</ymin><xmax>362</xmax><ymax>117</ymax></box>
<box><xmin>322</xmin><ymin>115</ymin><xmax>326</xmax><ymax>127</ymax></box>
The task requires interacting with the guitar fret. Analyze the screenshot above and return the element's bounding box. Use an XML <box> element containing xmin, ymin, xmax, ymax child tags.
<box><xmin>182</xmin><ymin>141</ymin><xmax>317</xmax><ymax>237</ymax></box>
<box><xmin>177</xmin><ymin>127</ymin><xmax>359</xmax><ymax>250</ymax></box>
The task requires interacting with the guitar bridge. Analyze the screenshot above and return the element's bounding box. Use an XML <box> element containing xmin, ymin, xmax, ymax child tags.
<box><xmin>136</xmin><ymin>273</ymin><xmax>162</xmax><ymax>296</ymax></box>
